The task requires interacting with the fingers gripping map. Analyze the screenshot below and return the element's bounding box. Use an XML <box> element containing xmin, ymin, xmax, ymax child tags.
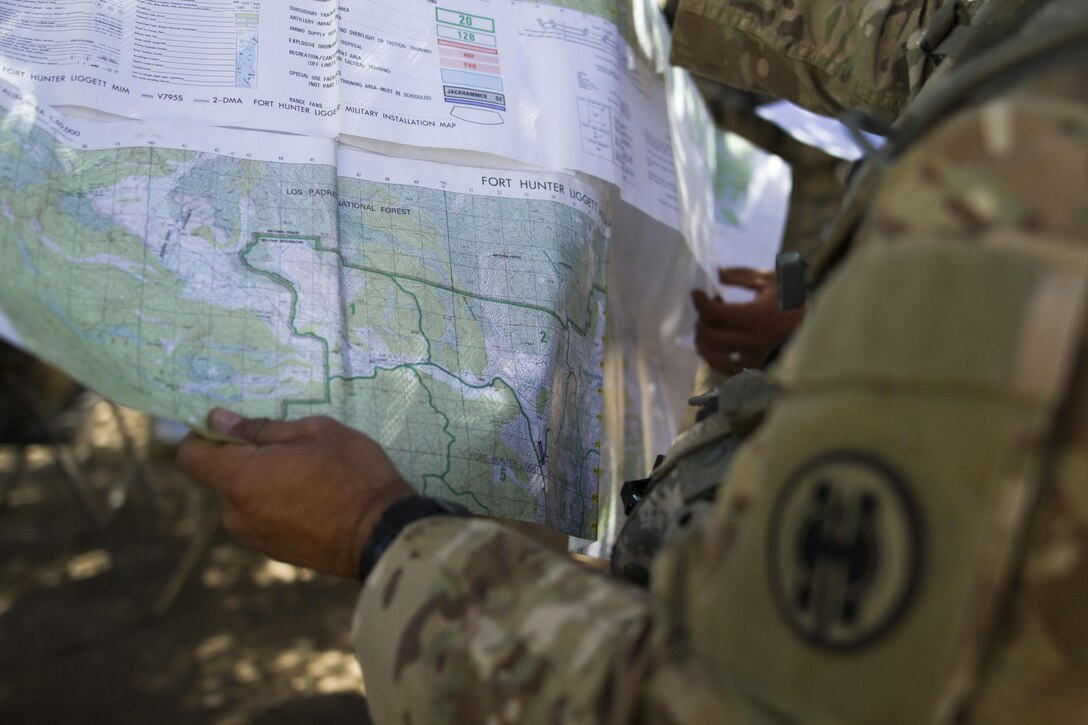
<box><xmin>0</xmin><ymin>82</ymin><xmax>607</xmax><ymax>537</ymax></box>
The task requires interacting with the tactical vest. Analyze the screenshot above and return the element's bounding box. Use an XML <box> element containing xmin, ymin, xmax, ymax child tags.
<box><xmin>918</xmin><ymin>0</ymin><xmax>1038</xmax><ymax>76</ymax></box>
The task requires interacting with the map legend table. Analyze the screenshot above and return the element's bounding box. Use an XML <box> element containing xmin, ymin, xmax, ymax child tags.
<box><xmin>436</xmin><ymin>6</ymin><xmax>506</xmax><ymax>122</ymax></box>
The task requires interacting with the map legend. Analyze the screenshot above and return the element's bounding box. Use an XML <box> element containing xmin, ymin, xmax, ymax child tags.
<box><xmin>436</xmin><ymin>6</ymin><xmax>506</xmax><ymax>121</ymax></box>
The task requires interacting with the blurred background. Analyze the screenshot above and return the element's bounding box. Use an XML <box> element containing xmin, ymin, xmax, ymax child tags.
<box><xmin>0</xmin><ymin>343</ymin><xmax>373</xmax><ymax>724</ymax></box>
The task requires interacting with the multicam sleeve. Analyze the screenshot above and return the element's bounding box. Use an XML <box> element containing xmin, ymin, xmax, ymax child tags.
<box><xmin>352</xmin><ymin>517</ymin><xmax>657</xmax><ymax>725</ymax></box>
<box><xmin>669</xmin><ymin>0</ymin><xmax>944</xmax><ymax>122</ymax></box>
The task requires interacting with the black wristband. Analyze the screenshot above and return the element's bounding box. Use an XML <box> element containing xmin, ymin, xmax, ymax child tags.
<box><xmin>357</xmin><ymin>495</ymin><xmax>472</xmax><ymax>584</ymax></box>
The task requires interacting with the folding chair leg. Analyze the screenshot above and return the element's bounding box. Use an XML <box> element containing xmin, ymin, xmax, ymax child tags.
<box><xmin>153</xmin><ymin>497</ymin><xmax>220</xmax><ymax>617</ymax></box>
<box><xmin>53</xmin><ymin>442</ymin><xmax>126</xmax><ymax>581</ymax></box>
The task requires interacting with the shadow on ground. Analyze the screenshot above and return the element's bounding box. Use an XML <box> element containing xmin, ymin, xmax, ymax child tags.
<box><xmin>0</xmin><ymin>403</ymin><xmax>374</xmax><ymax>724</ymax></box>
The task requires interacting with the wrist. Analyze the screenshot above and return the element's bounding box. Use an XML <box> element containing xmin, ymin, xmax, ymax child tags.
<box><xmin>347</xmin><ymin>478</ymin><xmax>413</xmax><ymax>578</ymax></box>
<box><xmin>356</xmin><ymin>494</ymin><xmax>473</xmax><ymax>584</ymax></box>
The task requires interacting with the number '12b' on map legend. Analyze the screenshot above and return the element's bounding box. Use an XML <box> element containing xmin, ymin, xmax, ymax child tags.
<box><xmin>436</xmin><ymin>7</ymin><xmax>506</xmax><ymax>125</ymax></box>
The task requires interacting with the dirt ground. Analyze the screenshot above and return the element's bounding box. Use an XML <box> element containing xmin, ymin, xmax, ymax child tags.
<box><xmin>0</xmin><ymin>401</ymin><xmax>375</xmax><ymax>724</ymax></box>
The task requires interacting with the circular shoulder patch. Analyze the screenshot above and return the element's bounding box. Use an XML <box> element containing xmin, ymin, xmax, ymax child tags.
<box><xmin>767</xmin><ymin>451</ymin><xmax>922</xmax><ymax>650</ymax></box>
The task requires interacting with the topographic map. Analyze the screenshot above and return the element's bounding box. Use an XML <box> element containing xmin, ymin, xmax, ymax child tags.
<box><xmin>0</xmin><ymin>0</ymin><xmax>766</xmax><ymax>541</ymax></box>
<box><xmin>0</xmin><ymin>83</ymin><xmax>607</xmax><ymax>537</ymax></box>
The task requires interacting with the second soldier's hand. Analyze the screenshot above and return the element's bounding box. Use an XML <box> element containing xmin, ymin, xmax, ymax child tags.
<box><xmin>176</xmin><ymin>409</ymin><xmax>413</xmax><ymax>579</ymax></box>
<box><xmin>691</xmin><ymin>267</ymin><xmax>805</xmax><ymax>373</ymax></box>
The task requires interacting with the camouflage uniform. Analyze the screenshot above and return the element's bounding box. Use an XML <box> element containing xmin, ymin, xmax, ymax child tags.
<box><xmin>353</xmin><ymin>10</ymin><xmax>1088</xmax><ymax>725</ymax></box>
<box><xmin>669</xmin><ymin>0</ymin><xmax>954</xmax><ymax>123</ymax></box>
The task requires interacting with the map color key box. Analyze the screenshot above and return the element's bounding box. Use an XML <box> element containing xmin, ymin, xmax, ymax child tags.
<box><xmin>436</xmin><ymin>6</ymin><xmax>506</xmax><ymax>112</ymax></box>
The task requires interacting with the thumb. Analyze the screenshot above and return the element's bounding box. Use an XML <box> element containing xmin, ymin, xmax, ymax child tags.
<box><xmin>691</xmin><ymin>289</ymin><xmax>721</xmax><ymax>312</ymax></box>
<box><xmin>207</xmin><ymin>408</ymin><xmax>306</xmax><ymax>446</ymax></box>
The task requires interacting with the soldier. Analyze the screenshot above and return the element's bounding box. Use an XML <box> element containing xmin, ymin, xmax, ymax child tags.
<box><xmin>178</xmin><ymin>1</ymin><xmax>1088</xmax><ymax>723</ymax></box>
<box><xmin>684</xmin><ymin>0</ymin><xmax>1038</xmax><ymax>378</ymax></box>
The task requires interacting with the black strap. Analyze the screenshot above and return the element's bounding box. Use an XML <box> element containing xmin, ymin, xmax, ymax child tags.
<box><xmin>357</xmin><ymin>495</ymin><xmax>472</xmax><ymax>584</ymax></box>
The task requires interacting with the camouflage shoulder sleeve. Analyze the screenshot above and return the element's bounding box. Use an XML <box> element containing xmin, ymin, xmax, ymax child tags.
<box><xmin>669</xmin><ymin>0</ymin><xmax>945</xmax><ymax>122</ymax></box>
<box><xmin>857</xmin><ymin>65</ymin><xmax>1088</xmax><ymax>723</ymax></box>
<box><xmin>353</xmin><ymin>518</ymin><xmax>653</xmax><ymax>724</ymax></box>
<box><xmin>353</xmin><ymin>517</ymin><xmax>753</xmax><ymax>724</ymax></box>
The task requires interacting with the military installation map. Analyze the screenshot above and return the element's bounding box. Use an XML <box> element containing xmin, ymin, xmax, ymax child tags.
<box><xmin>0</xmin><ymin>80</ymin><xmax>608</xmax><ymax>537</ymax></box>
<box><xmin>0</xmin><ymin>0</ymin><xmax>679</xmax><ymax>228</ymax></box>
<box><xmin>0</xmin><ymin>0</ymin><xmax>766</xmax><ymax>538</ymax></box>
